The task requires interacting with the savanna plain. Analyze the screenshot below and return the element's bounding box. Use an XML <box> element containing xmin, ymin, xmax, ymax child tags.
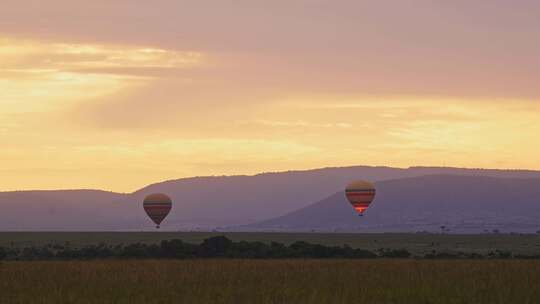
<box><xmin>1</xmin><ymin>259</ymin><xmax>539</xmax><ymax>304</ymax></box>
<box><xmin>1</xmin><ymin>233</ymin><xmax>540</xmax><ymax>303</ymax></box>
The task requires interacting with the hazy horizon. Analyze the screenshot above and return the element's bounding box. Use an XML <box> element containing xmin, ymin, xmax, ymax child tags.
<box><xmin>3</xmin><ymin>166</ymin><xmax>540</xmax><ymax>232</ymax></box>
<box><xmin>3</xmin><ymin>164</ymin><xmax>540</xmax><ymax>193</ymax></box>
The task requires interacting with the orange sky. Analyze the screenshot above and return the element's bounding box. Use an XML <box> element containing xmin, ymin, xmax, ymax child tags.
<box><xmin>1</xmin><ymin>1</ymin><xmax>540</xmax><ymax>192</ymax></box>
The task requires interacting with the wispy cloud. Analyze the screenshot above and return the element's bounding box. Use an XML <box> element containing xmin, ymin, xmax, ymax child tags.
<box><xmin>0</xmin><ymin>37</ymin><xmax>204</xmax><ymax>113</ymax></box>
<box><xmin>0</xmin><ymin>37</ymin><xmax>203</xmax><ymax>75</ymax></box>
<box><xmin>245</xmin><ymin>119</ymin><xmax>352</xmax><ymax>129</ymax></box>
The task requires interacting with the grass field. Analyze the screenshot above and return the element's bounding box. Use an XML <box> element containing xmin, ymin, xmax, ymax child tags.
<box><xmin>1</xmin><ymin>232</ymin><xmax>540</xmax><ymax>255</ymax></box>
<box><xmin>0</xmin><ymin>259</ymin><xmax>539</xmax><ymax>304</ymax></box>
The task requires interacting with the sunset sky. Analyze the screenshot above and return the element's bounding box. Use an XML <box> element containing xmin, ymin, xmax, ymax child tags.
<box><xmin>2</xmin><ymin>1</ymin><xmax>540</xmax><ymax>192</ymax></box>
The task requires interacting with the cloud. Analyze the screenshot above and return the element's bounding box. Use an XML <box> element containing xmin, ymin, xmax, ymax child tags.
<box><xmin>0</xmin><ymin>37</ymin><xmax>204</xmax><ymax>114</ymax></box>
<box><xmin>2</xmin><ymin>2</ymin><xmax>540</xmax><ymax>97</ymax></box>
<box><xmin>0</xmin><ymin>37</ymin><xmax>203</xmax><ymax>76</ymax></box>
<box><xmin>246</xmin><ymin>119</ymin><xmax>352</xmax><ymax>129</ymax></box>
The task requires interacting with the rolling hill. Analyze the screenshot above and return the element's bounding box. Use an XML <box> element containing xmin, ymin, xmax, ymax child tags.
<box><xmin>2</xmin><ymin>166</ymin><xmax>540</xmax><ymax>230</ymax></box>
<box><xmin>245</xmin><ymin>175</ymin><xmax>540</xmax><ymax>233</ymax></box>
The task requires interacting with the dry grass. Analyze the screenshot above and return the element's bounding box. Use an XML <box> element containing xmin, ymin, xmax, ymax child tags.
<box><xmin>1</xmin><ymin>259</ymin><xmax>539</xmax><ymax>304</ymax></box>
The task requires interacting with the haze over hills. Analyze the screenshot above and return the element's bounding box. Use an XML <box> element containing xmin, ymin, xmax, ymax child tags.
<box><xmin>133</xmin><ymin>166</ymin><xmax>540</xmax><ymax>227</ymax></box>
<box><xmin>0</xmin><ymin>190</ymin><xmax>128</xmax><ymax>231</ymax></box>
<box><xmin>246</xmin><ymin>175</ymin><xmax>540</xmax><ymax>233</ymax></box>
<box><xmin>2</xmin><ymin>166</ymin><xmax>540</xmax><ymax>231</ymax></box>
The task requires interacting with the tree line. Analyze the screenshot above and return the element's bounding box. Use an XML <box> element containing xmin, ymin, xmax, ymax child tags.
<box><xmin>0</xmin><ymin>236</ymin><xmax>536</xmax><ymax>260</ymax></box>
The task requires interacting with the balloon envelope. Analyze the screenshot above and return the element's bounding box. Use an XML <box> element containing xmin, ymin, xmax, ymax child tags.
<box><xmin>345</xmin><ymin>180</ymin><xmax>376</xmax><ymax>215</ymax></box>
<box><xmin>143</xmin><ymin>193</ymin><xmax>172</xmax><ymax>227</ymax></box>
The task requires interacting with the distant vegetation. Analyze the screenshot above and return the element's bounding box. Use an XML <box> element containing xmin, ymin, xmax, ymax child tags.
<box><xmin>1</xmin><ymin>236</ymin><xmax>539</xmax><ymax>260</ymax></box>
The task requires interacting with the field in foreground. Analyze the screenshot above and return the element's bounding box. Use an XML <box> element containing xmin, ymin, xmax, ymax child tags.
<box><xmin>2</xmin><ymin>232</ymin><xmax>540</xmax><ymax>255</ymax></box>
<box><xmin>1</xmin><ymin>259</ymin><xmax>539</xmax><ymax>304</ymax></box>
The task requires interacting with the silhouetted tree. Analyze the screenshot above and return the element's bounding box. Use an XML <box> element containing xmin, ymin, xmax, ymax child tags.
<box><xmin>199</xmin><ymin>236</ymin><xmax>233</xmax><ymax>257</ymax></box>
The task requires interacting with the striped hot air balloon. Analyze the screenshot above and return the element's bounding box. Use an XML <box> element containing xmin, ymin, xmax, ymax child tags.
<box><xmin>143</xmin><ymin>193</ymin><xmax>172</xmax><ymax>228</ymax></box>
<box><xmin>345</xmin><ymin>180</ymin><xmax>376</xmax><ymax>216</ymax></box>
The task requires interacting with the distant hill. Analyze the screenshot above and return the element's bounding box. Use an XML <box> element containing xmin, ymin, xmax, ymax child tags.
<box><xmin>133</xmin><ymin>166</ymin><xmax>540</xmax><ymax>228</ymax></box>
<box><xmin>2</xmin><ymin>166</ymin><xmax>540</xmax><ymax>230</ymax></box>
<box><xmin>245</xmin><ymin>175</ymin><xmax>540</xmax><ymax>233</ymax></box>
<box><xmin>0</xmin><ymin>190</ymin><xmax>129</xmax><ymax>230</ymax></box>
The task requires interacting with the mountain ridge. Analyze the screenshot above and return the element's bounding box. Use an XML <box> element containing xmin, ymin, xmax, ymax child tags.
<box><xmin>245</xmin><ymin>174</ymin><xmax>540</xmax><ymax>233</ymax></box>
<box><xmin>2</xmin><ymin>166</ymin><xmax>540</xmax><ymax>230</ymax></box>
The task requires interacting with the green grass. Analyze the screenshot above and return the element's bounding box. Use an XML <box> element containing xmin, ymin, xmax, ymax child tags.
<box><xmin>2</xmin><ymin>232</ymin><xmax>540</xmax><ymax>255</ymax></box>
<box><xmin>1</xmin><ymin>259</ymin><xmax>539</xmax><ymax>303</ymax></box>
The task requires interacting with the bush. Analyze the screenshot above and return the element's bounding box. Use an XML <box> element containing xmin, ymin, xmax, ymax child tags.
<box><xmin>199</xmin><ymin>236</ymin><xmax>233</xmax><ymax>257</ymax></box>
<box><xmin>14</xmin><ymin>237</ymin><xmax>532</xmax><ymax>261</ymax></box>
<box><xmin>161</xmin><ymin>239</ymin><xmax>197</xmax><ymax>258</ymax></box>
<box><xmin>378</xmin><ymin>248</ymin><xmax>411</xmax><ymax>258</ymax></box>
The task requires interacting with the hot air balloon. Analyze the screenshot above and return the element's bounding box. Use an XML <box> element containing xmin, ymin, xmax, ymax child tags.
<box><xmin>345</xmin><ymin>180</ymin><xmax>376</xmax><ymax>216</ymax></box>
<box><xmin>143</xmin><ymin>193</ymin><xmax>172</xmax><ymax>228</ymax></box>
